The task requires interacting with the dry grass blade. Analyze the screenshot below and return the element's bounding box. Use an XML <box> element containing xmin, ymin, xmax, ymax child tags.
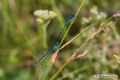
<box><xmin>113</xmin><ymin>55</ymin><xmax>120</xmax><ymax>64</ymax></box>
<box><xmin>72</xmin><ymin>50</ymin><xmax>88</xmax><ymax>60</ymax></box>
<box><xmin>113</xmin><ymin>12</ymin><xmax>120</xmax><ymax>17</ymax></box>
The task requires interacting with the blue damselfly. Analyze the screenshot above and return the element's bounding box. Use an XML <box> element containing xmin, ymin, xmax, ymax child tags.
<box><xmin>34</xmin><ymin>15</ymin><xmax>75</xmax><ymax>65</ymax></box>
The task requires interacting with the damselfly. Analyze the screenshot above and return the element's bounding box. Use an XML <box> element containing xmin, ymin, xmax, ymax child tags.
<box><xmin>34</xmin><ymin>15</ymin><xmax>75</xmax><ymax>65</ymax></box>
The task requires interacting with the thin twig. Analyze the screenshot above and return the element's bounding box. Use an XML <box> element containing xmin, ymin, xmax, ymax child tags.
<box><xmin>72</xmin><ymin>50</ymin><xmax>88</xmax><ymax>60</ymax></box>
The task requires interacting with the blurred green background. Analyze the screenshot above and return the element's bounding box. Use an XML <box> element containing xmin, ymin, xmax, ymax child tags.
<box><xmin>0</xmin><ymin>0</ymin><xmax>120</xmax><ymax>80</ymax></box>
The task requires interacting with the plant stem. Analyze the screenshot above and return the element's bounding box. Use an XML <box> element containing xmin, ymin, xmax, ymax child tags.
<box><xmin>58</xmin><ymin>0</ymin><xmax>85</xmax><ymax>48</ymax></box>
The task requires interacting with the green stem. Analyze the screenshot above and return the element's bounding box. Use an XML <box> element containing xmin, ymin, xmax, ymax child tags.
<box><xmin>59</xmin><ymin>0</ymin><xmax>85</xmax><ymax>48</ymax></box>
<box><xmin>49</xmin><ymin>0</ymin><xmax>65</xmax><ymax>28</ymax></box>
<box><xmin>38</xmin><ymin>20</ymin><xmax>50</xmax><ymax>48</ymax></box>
<box><xmin>38</xmin><ymin>24</ymin><xmax>47</xmax><ymax>48</ymax></box>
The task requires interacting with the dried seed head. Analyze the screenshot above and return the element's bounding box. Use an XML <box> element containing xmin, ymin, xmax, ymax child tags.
<box><xmin>113</xmin><ymin>12</ymin><xmax>120</xmax><ymax>17</ymax></box>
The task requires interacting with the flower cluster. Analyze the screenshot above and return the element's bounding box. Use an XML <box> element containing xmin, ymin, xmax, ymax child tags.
<box><xmin>33</xmin><ymin>10</ymin><xmax>56</xmax><ymax>23</ymax></box>
<box><xmin>82</xmin><ymin>6</ymin><xmax>107</xmax><ymax>25</ymax></box>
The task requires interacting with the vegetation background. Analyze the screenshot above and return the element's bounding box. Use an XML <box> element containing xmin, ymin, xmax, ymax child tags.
<box><xmin>0</xmin><ymin>0</ymin><xmax>120</xmax><ymax>80</ymax></box>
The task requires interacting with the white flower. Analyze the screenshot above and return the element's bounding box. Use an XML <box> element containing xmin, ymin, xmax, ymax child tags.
<box><xmin>90</xmin><ymin>6</ymin><xmax>98</xmax><ymax>15</ymax></box>
<box><xmin>97</xmin><ymin>12</ymin><xmax>107</xmax><ymax>20</ymax></box>
<box><xmin>82</xmin><ymin>17</ymin><xmax>92</xmax><ymax>24</ymax></box>
<box><xmin>33</xmin><ymin>10</ymin><xmax>56</xmax><ymax>20</ymax></box>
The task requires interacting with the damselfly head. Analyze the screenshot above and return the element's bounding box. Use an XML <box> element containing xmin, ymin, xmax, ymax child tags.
<box><xmin>56</xmin><ymin>42</ymin><xmax>59</xmax><ymax>45</ymax></box>
<box><xmin>70</xmin><ymin>15</ymin><xmax>75</xmax><ymax>19</ymax></box>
